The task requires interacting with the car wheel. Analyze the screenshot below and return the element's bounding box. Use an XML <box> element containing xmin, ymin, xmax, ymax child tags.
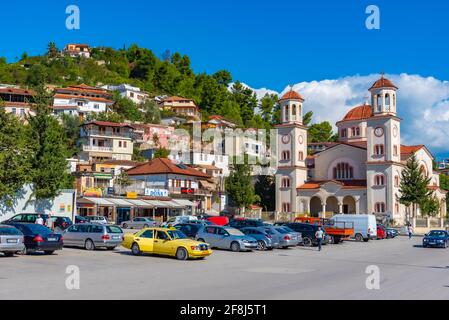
<box><xmin>257</xmin><ymin>240</ymin><xmax>267</xmax><ymax>251</ymax></box>
<box><xmin>143</xmin><ymin>224</ymin><xmax>149</xmax><ymax>228</ymax></box>
<box><xmin>303</xmin><ymin>237</ymin><xmax>313</xmax><ymax>247</ymax></box>
<box><xmin>197</xmin><ymin>238</ymin><xmax>205</xmax><ymax>243</ymax></box>
<box><xmin>176</xmin><ymin>247</ymin><xmax>188</xmax><ymax>260</ymax></box>
<box><xmin>230</xmin><ymin>241</ymin><xmax>241</xmax><ymax>252</ymax></box>
<box><xmin>20</xmin><ymin>247</ymin><xmax>29</xmax><ymax>255</ymax></box>
<box><xmin>423</xmin><ymin>244</ymin><xmax>427</xmax><ymax>248</ymax></box>
<box><xmin>107</xmin><ymin>247</ymin><xmax>116</xmax><ymax>251</ymax></box>
<box><xmin>3</xmin><ymin>252</ymin><xmax>14</xmax><ymax>257</ymax></box>
<box><xmin>131</xmin><ymin>243</ymin><xmax>141</xmax><ymax>256</ymax></box>
<box><xmin>355</xmin><ymin>233</ymin><xmax>363</xmax><ymax>242</ymax></box>
<box><xmin>84</xmin><ymin>239</ymin><xmax>95</xmax><ymax>251</ymax></box>
<box><xmin>122</xmin><ymin>223</ymin><xmax>128</xmax><ymax>229</ymax></box>
<box><xmin>363</xmin><ymin>238</ymin><xmax>370</xmax><ymax>242</ymax></box>
<box><xmin>44</xmin><ymin>251</ymin><xmax>54</xmax><ymax>255</ymax></box>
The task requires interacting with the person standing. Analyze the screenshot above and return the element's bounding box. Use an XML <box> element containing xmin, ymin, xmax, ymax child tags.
<box><xmin>35</xmin><ymin>214</ymin><xmax>44</xmax><ymax>225</ymax></box>
<box><xmin>46</xmin><ymin>213</ymin><xmax>53</xmax><ymax>230</ymax></box>
<box><xmin>315</xmin><ymin>226</ymin><xmax>324</xmax><ymax>251</ymax></box>
<box><xmin>408</xmin><ymin>224</ymin><xmax>413</xmax><ymax>240</ymax></box>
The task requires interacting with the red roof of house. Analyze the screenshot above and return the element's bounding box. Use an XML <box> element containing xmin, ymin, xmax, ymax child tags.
<box><xmin>400</xmin><ymin>145</ymin><xmax>424</xmax><ymax>155</ymax></box>
<box><xmin>369</xmin><ymin>76</ymin><xmax>398</xmax><ymax>90</ymax></box>
<box><xmin>83</xmin><ymin>121</ymin><xmax>135</xmax><ymax>128</ymax></box>
<box><xmin>298</xmin><ymin>180</ymin><xmax>367</xmax><ymax>190</ymax></box>
<box><xmin>126</xmin><ymin>158</ymin><xmax>210</xmax><ymax>178</ymax></box>
<box><xmin>54</xmin><ymin>84</ymin><xmax>111</xmax><ymax>96</ymax></box>
<box><xmin>162</xmin><ymin>96</ymin><xmax>195</xmax><ymax>102</ymax></box>
<box><xmin>342</xmin><ymin>105</ymin><xmax>373</xmax><ymax>121</ymax></box>
<box><xmin>279</xmin><ymin>90</ymin><xmax>304</xmax><ymax>101</ymax></box>
<box><xmin>0</xmin><ymin>87</ymin><xmax>36</xmax><ymax>96</ymax></box>
<box><xmin>53</xmin><ymin>93</ymin><xmax>113</xmax><ymax>103</ymax></box>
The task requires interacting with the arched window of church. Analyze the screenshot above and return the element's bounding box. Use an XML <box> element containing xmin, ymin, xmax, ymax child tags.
<box><xmin>285</xmin><ymin>105</ymin><xmax>289</xmax><ymax>121</ymax></box>
<box><xmin>385</xmin><ymin>93</ymin><xmax>390</xmax><ymax>109</ymax></box>
<box><xmin>375</xmin><ymin>202</ymin><xmax>386</xmax><ymax>213</ymax></box>
<box><xmin>333</xmin><ymin>162</ymin><xmax>354</xmax><ymax>180</ymax></box>
<box><xmin>355</xmin><ymin>127</ymin><xmax>360</xmax><ymax>136</ymax></box>
<box><xmin>393</xmin><ymin>94</ymin><xmax>396</xmax><ymax>107</ymax></box>
<box><xmin>341</xmin><ymin>128</ymin><xmax>347</xmax><ymax>138</ymax></box>
<box><xmin>377</xmin><ymin>95</ymin><xmax>382</xmax><ymax>111</ymax></box>
<box><xmin>292</xmin><ymin>104</ymin><xmax>296</xmax><ymax>120</ymax></box>
<box><xmin>281</xmin><ymin>177</ymin><xmax>291</xmax><ymax>188</ymax></box>
<box><xmin>281</xmin><ymin>150</ymin><xmax>290</xmax><ymax>161</ymax></box>
<box><xmin>420</xmin><ymin>164</ymin><xmax>428</xmax><ymax>177</ymax></box>
<box><xmin>374</xmin><ymin>174</ymin><xmax>386</xmax><ymax>186</ymax></box>
<box><xmin>374</xmin><ymin>144</ymin><xmax>385</xmax><ymax>155</ymax></box>
<box><xmin>298</xmin><ymin>151</ymin><xmax>304</xmax><ymax>161</ymax></box>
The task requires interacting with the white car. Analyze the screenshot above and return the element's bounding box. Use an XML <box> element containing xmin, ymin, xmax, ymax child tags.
<box><xmin>85</xmin><ymin>216</ymin><xmax>109</xmax><ymax>225</ymax></box>
<box><xmin>161</xmin><ymin>215</ymin><xmax>198</xmax><ymax>227</ymax></box>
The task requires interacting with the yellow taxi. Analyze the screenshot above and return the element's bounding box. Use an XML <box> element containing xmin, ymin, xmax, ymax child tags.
<box><xmin>122</xmin><ymin>227</ymin><xmax>212</xmax><ymax>260</ymax></box>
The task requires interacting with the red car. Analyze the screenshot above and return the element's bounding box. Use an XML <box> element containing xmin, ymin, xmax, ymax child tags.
<box><xmin>376</xmin><ymin>225</ymin><xmax>387</xmax><ymax>239</ymax></box>
<box><xmin>206</xmin><ymin>216</ymin><xmax>229</xmax><ymax>226</ymax></box>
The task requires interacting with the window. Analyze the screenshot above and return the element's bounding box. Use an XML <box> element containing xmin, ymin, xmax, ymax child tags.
<box><xmin>156</xmin><ymin>231</ymin><xmax>169</xmax><ymax>240</ymax></box>
<box><xmin>123</xmin><ymin>141</ymin><xmax>127</xmax><ymax>148</ymax></box>
<box><xmin>11</xmin><ymin>108</ymin><xmax>16</xmax><ymax>114</ymax></box>
<box><xmin>394</xmin><ymin>175</ymin><xmax>399</xmax><ymax>187</ymax></box>
<box><xmin>375</xmin><ymin>202</ymin><xmax>386</xmax><ymax>213</ymax></box>
<box><xmin>420</xmin><ymin>165</ymin><xmax>428</xmax><ymax>177</ymax></box>
<box><xmin>205</xmin><ymin>227</ymin><xmax>216</xmax><ymax>234</ymax></box>
<box><xmin>292</xmin><ymin>104</ymin><xmax>296</xmax><ymax>120</ymax></box>
<box><xmin>217</xmin><ymin>228</ymin><xmax>228</xmax><ymax>236</ymax></box>
<box><xmin>118</xmin><ymin>141</ymin><xmax>122</xmax><ymax>147</ymax></box>
<box><xmin>351</xmin><ymin>127</ymin><xmax>360</xmax><ymax>136</ymax></box>
<box><xmin>374</xmin><ymin>144</ymin><xmax>385</xmax><ymax>155</ymax></box>
<box><xmin>333</xmin><ymin>162</ymin><xmax>354</xmax><ymax>180</ymax></box>
<box><xmin>285</xmin><ymin>105</ymin><xmax>289</xmax><ymax>121</ymax></box>
<box><xmin>298</xmin><ymin>151</ymin><xmax>304</xmax><ymax>161</ymax></box>
<box><xmin>77</xmin><ymin>101</ymin><xmax>84</xmax><ymax>106</ymax></box>
<box><xmin>341</xmin><ymin>128</ymin><xmax>347</xmax><ymax>138</ymax></box>
<box><xmin>140</xmin><ymin>230</ymin><xmax>154</xmax><ymax>238</ymax></box>
<box><xmin>20</xmin><ymin>109</ymin><xmax>25</xmax><ymax>116</ymax></box>
<box><xmin>395</xmin><ymin>203</ymin><xmax>399</xmax><ymax>214</ymax></box>
<box><xmin>282</xmin><ymin>203</ymin><xmax>291</xmax><ymax>213</ymax></box>
<box><xmin>393</xmin><ymin>145</ymin><xmax>398</xmax><ymax>156</ymax></box>
<box><xmin>281</xmin><ymin>177</ymin><xmax>291</xmax><ymax>188</ymax></box>
<box><xmin>376</xmin><ymin>95</ymin><xmax>382</xmax><ymax>111</ymax></box>
<box><xmin>94</xmin><ymin>104</ymin><xmax>99</xmax><ymax>109</ymax></box>
<box><xmin>385</xmin><ymin>93</ymin><xmax>390</xmax><ymax>108</ymax></box>
<box><xmin>374</xmin><ymin>174</ymin><xmax>386</xmax><ymax>186</ymax></box>
<box><xmin>281</xmin><ymin>150</ymin><xmax>291</xmax><ymax>161</ymax></box>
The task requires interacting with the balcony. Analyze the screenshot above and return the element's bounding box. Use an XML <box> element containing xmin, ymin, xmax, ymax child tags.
<box><xmin>83</xmin><ymin>145</ymin><xmax>113</xmax><ymax>152</ymax></box>
<box><xmin>168</xmin><ymin>187</ymin><xmax>212</xmax><ymax>196</ymax></box>
<box><xmin>85</xmin><ymin>129</ymin><xmax>133</xmax><ymax>139</ymax></box>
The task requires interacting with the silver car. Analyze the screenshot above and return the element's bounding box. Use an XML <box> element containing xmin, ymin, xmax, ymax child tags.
<box><xmin>195</xmin><ymin>226</ymin><xmax>258</xmax><ymax>252</ymax></box>
<box><xmin>0</xmin><ymin>225</ymin><xmax>25</xmax><ymax>257</ymax></box>
<box><xmin>120</xmin><ymin>217</ymin><xmax>158</xmax><ymax>229</ymax></box>
<box><xmin>85</xmin><ymin>216</ymin><xmax>109</xmax><ymax>225</ymax></box>
<box><xmin>62</xmin><ymin>223</ymin><xmax>123</xmax><ymax>250</ymax></box>
<box><xmin>272</xmin><ymin>226</ymin><xmax>301</xmax><ymax>248</ymax></box>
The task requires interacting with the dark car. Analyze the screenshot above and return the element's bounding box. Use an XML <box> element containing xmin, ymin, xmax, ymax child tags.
<box><xmin>4</xmin><ymin>223</ymin><xmax>63</xmax><ymax>255</ymax></box>
<box><xmin>174</xmin><ymin>223</ymin><xmax>203</xmax><ymax>238</ymax></box>
<box><xmin>423</xmin><ymin>230</ymin><xmax>449</xmax><ymax>248</ymax></box>
<box><xmin>4</xmin><ymin>213</ymin><xmax>50</xmax><ymax>224</ymax></box>
<box><xmin>227</xmin><ymin>218</ymin><xmax>266</xmax><ymax>229</ymax></box>
<box><xmin>52</xmin><ymin>217</ymin><xmax>73</xmax><ymax>232</ymax></box>
<box><xmin>284</xmin><ymin>222</ymin><xmax>329</xmax><ymax>247</ymax></box>
<box><xmin>75</xmin><ymin>216</ymin><xmax>88</xmax><ymax>224</ymax></box>
<box><xmin>386</xmin><ymin>228</ymin><xmax>399</xmax><ymax>238</ymax></box>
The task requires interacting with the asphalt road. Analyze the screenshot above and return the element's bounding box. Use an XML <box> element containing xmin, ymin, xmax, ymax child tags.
<box><xmin>1</xmin><ymin>235</ymin><xmax>448</xmax><ymax>300</ymax></box>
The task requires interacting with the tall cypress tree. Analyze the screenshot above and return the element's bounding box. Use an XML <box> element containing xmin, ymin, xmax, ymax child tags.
<box><xmin>398</xmin><ymin>153</ymin><xmax>432</xmax><ymax>222</ymax></box>
<box><xmin>27</xmin><ymin>88</ymin><xmax>73</xmax><ymax>200</ymax></box>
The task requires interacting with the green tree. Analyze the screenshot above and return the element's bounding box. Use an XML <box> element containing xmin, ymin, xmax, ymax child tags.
<box><xmin>47</xmin><ymin>42</ymin><xmax>59</xmax><ymax>58</ymax></box>
<box><xmin>90</xmin><ymin>111</ymin><xmax>125</xmax><ymax>123</ymax></box>
<box><xmin>303</xmin><ymin>111</ymin><xmax>313</xmax><ymax>126</ymax></box>
<box><xmin>308</xmin><ymin>121</ymin><xmax>337</xmax><ymax>142</ymax></box>
<box><xmin>225</xmin><ymin>158</ymin><xmax>259</xmax><ymax>213</ymax></box>
<box><xmin>420</xmin><ymin>195</ymin><xmax>440</xmax><ymax>217</ymax></box>
<box><xmin>142</xmin><ymin>99</ymin><xmax>161</xmax><ymax>124</ymax></box>
<box><xmin>230</xmin><ymin>81</ymin><xmax>257</xmax><ymax>125</ymax></box>
<box><xmin>27</xmin><ymin>89</ymin><xmax>73</xmax><ymax>199</ymax></box>
<box><xmin>115</xmin><ymin>171</ymin><xmax>133</xmax><ymax>195</ymax></box>
<box><xmin>153</xmin><ymin>147</ymin><xmax>170</xmax><ymax>159</ymax></box>
<box><xmin>254</xmin><ymin>175</ymin><xmax>275</xmax><ymax>212</ymax></box>
<box><xmin>112</xmin><ymin>92</ymin><xmax>142</xmax><ymax>122</ymax></box>
<box><xmin>0</xmin><ymin>107</ymin><xmax>33</xmax><ymax>206</ymax></box>
<box><xmin>61</xmin><ymin>114</ymin><xmax>82</xmax><ymax>157</ymax></box>
<box><xmin>260</xmin><ymin>93</ymin><xmax>279</xmax><ymax>123</ymax></box>
<box><xmin>212</xmin><ymin>70</ymin><xmax>232</xmax><ymax>86</ymax></box>
<box><xmin>397</xmin><ymin>153</ymin><xmax>432</xmax><ymax>222</ymax></box>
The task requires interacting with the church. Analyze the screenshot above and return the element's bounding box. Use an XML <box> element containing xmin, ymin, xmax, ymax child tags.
<box><xmin>275</xmin><ymin>75</ymin><xmax>447</xmax><ymax>225</ymax></box>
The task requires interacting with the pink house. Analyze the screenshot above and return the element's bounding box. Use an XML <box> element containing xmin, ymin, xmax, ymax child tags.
<box><xmin>133</xmin><ymin>123</ymin><xmax>187</xmax><ymax>149</ymax></box>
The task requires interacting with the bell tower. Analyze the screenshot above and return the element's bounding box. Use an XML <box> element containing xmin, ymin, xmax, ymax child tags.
<box><xmin>275</xmin><ymin>88</ymin><xmax>308</xmax><ymax>214</ymax></box>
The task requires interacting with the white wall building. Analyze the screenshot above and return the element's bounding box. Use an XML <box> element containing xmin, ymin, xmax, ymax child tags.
<box><xmin>101</xmin><ymin>84</ymin><xmax>149</xmax><ymax>104</ymax></box>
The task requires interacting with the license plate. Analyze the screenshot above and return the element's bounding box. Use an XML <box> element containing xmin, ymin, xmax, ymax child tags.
<box><xmin>112</xmin><ymin>236</ymin><xmax>120</xmax><ymax>240</ymax></box>
<box><xmin>47</xmin><ymin>237</ymin><xmax>57</xmax><ymax>242</ymax></box>
<box><xmin>7</xmin><ymin>239</ymin><xmax>18</xmax><ymax>243</ymax></box>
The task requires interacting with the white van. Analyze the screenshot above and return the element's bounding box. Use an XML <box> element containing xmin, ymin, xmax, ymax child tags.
<box><xmin>331</xmin><ymin>214</ymin><xmax>377</xmax><ymax>242</ymax></box>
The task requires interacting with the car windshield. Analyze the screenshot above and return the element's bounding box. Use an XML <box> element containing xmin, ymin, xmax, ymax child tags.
<box><xmin>275</xmin><ymin>228</ymin><xmax>289</xmax><ymax>234</ymax></box>
<box><xmin>428</xmin><ymin>231</ymin><xmax>446</xmax><ymax>237</ymax></box>
<box><xmin>226</xmin><ymin>228</ymin><xmax>245</xmax><ymax>236</ymax></box>
<box><xmin>0</xmin><ymin>227</ymin><xmax>23</xmax><ymax>235</ymax></box>
<box><xmin>106</xmin><ymin>226</ymin><xmax>123</xmax><ymax>234</ymax></box>
<box><xmin>167</xmin><ymin>230</ymin><xmax>187</xmax><ymax>240</ymax></box>
<box><xmin>263</xmin><ymin>228</ymin><xmax>277</xmax><ymax>235</ymax></box>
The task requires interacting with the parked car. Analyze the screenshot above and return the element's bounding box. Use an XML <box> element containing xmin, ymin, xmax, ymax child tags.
<box><xmin>227</xmin><ymin>218</ymin><xmax>266</xmax><ymax>229</ymax></box>
<box><xmin>85</xmin><ymin>216</ymin><xmax>109</xmax><ymax>225</ymax></box>
<box><xmin>161</xmin><ymin>215</ymin><xmax>198</xmax><ymax>227</ymax></box>
<box><xmin>422</xmin><ymin>230</ymin><xmax>449</xmax><ymax>248</ymax></box>
<box><xmin>121</xmin><ymin>217</ymin><xmax>159</xmax><ymax>229</ymax></box>
<box><xmin>272</xmin><ymin>226</ymin><xmax>302</xmax><ymax>248</ymax></box>
<box><xmin>63</xmin><ymin>223</ymin><xmax>123</xmax><ymax>250</ymax></box>
<box><xmin>174</xmin><ymin>223</ymin><xmax>203</xmax><ymax>238</ymax></box>
<box><xmin>386</xmin><ymin>228</ymin><xmax>399</xmax><ymax>238</ymax></box>
<box><xmin>240</xmin><ymin>227</ymin><xmax>280</xmax><ymax>250</ymax></box>
<box><xmin>206</xmin><ymin>216</ymin><xmax>229</xmax><ymax>226</ymax></box>
<box><xmin>4</xmin><ymin>213</ymin><xmax>50</xmax><ymax>224</ymax></box>
<box><xmin>283</xmin><ymin>222</ymin><xmax>329</xmax><ymax>247</ymax></box>
<box><xmin>0</xmin><ymin>225</ymin><xmax>25</xmax><ymax>257</ymax></box>
<box><xmin>52</xmin><ymin>216</ymin><xmax>73</xmax><ymax>232</ymax></box>
<box><xmin>75</xmin><ymin>216</ymin><xmax>88</xmax><ymax>224</ymax></box>
<box><xmin>4</xmin><ymin>223</ymin><xmax>63</xmax><ymax>255</ymax></box>
<box><xmin>122</xmin><ymin>227</ymin><xmax>212</xmax><ymax>260</ymax></box>
<box><xmin>195</xmin><ymin>226</ymin><xmax>258</xmax><ymax>252</ymax></box>
<box><xmin>376</xmin><ymin>224</ymin><xmax>387</xmax><ymax>240</ymax></box>
<box><xmin>331</xmin><ymin>214</ymin><xmax>377</xmax><ymax>242</ymax></box>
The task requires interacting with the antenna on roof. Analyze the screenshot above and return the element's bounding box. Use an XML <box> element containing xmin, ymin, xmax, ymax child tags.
<box><xmin>364</xmin><ymin>95</ymin><xmax>370</xmax><ymax>105</ymax></box>
<box><xmin>380</xmin><ymin>71</ymin><xmax>385</xmax><ymax>78</ymax></box>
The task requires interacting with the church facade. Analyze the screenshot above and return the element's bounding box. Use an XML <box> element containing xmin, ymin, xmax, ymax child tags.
<box><xmin>275</xmin><ymin>76</ymin><xmax>447</xmax><ymax>225</ymax></box>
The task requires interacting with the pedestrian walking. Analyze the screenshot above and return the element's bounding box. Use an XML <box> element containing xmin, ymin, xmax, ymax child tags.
<box><xmin>315</xmin><ymin>226</ymin><xmax>324</xmax><ymax>251</ymax></box>
<box><xmin>408</xmin><ymin>224</ymin><xmax>413</xmax><ymax>239</ymax></box>
<box><xmin>35</xmin><ymin>214</ymin><xmax>44</xmax><ymax>225</ymax></box>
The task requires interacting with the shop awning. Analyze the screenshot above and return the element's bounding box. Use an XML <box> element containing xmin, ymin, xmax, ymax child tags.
<box><xmin>83</xmin><ymin>197</ymin><xmax>115</xmax><ymax>206</ymax></box>
<box><xmin>125</xmin><ymin>199</ymin><xmax>155</xmax><ymax>208</ymax></box>
<box><xmin>199</xmin><ymin>180</ymin><xmax>215</xmax><ymax>190</ymax></box>
<box><xmin>172</xmin><ymin>199</ymin><xmax>195</xmax><ymax>207</ymax></box>
<box><xmin>105</xmin><ymin>198</ymin><xmax>134</xmax><ymax>207</ymax></box>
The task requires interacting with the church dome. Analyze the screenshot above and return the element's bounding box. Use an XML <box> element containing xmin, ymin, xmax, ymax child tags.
<box><xmin>342</xmin><ymin>104</ymin><xmax>373</xmax><ymax>121</ymax></box>
<box><xmin>369</xmin><ymin>76</ymin><xmax>398</xmax><ymax>90</ymax></box>
<box><xmin>280</xmin><ymin>90</ymin><xmax>304</xmax><ymax>101</ymax></box>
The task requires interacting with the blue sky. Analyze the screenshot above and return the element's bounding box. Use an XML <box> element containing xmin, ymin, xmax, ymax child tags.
<box><xmin>1</xmin><ymin>0</ymin><xmax>449</xmax><ymax>91</ymax></box>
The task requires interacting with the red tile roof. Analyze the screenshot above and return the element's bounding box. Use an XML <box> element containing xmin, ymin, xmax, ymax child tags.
<box><xmin>298</xmin><ymin>180</ymin><xmax>367</xmax><ymax>190</ymax></box>
<box><xmin>83</xmin><ymin>121</ymin><xmax>135</xmax><ymax>128</ymax></box>
<box><xmin>126</xmin><ymin>158</ymin><xmax>210</xmax><ymax>178</ymax></box>
<box><xmin>0</xmin><ymin>87</ymin><xmax>36</xmax><ymax>95</ymax></box>
<box><xmin>162</xmin><ymin>96</ymin><xmax>195</xmax><ymax>103</ymax></box>
<box><xmin>279</xmin><ymin>90</ymin><xmax>304</xmax><ymax>101</ymax></box>
<box><xmin>53</xmin><ymin>93</ymin><xmax>113</xmax><ymax>103</ymax></box>
<box><xmin>369</xmin><ymin>76</ymin><xmax>398</xmax><ymax>90</ymax></box>
<box><xmin>400</xmin><ymin>145</ymin><xmax>424</xmax><ymax>155</ymax></box>
<box><xmin>54</xmin><ymin>84</ymin><xmax>111</xmax><ymax>96</ymax></box>
<box><xmin>342</xmin><ymin>105</ymin><xmax>373</xmax><ymax>121</ymax></box>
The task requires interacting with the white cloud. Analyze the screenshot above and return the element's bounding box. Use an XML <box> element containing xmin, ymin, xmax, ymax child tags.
<box><xmin>245</xmin><ymin>74</ymin><xmax>449</xmax><ymax>157</ymax></box>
